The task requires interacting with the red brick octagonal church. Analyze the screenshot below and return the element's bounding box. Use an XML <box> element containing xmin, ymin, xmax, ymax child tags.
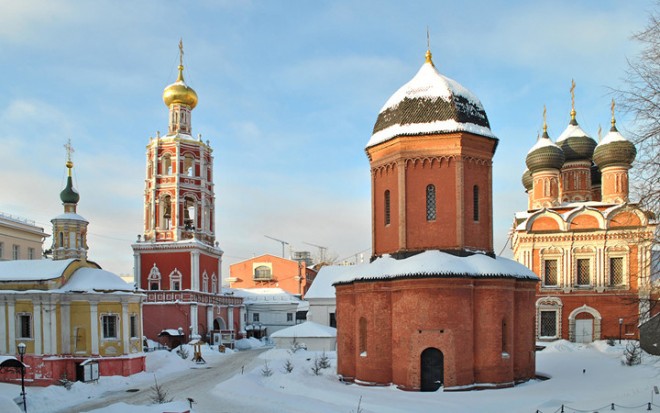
<box><xmin>335</xmin><ymin>49</ymin><xmax>539</xmax><ymax>391</ymax></box>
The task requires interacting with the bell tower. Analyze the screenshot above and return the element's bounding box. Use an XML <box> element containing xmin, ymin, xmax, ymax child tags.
<box><xmin>132</xmin><ymin>41</ymin><xmax>222</xmax><ymax>296</ymax></box>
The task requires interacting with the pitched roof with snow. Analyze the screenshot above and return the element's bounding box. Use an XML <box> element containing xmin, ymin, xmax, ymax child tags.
<box><xmin>58</xmin><ymin>267</ymin><xmax>133</xmax><ymax>292</ymax></box>
<box><xmin>0</xmin><ymin>259</ymin><xmax>77</xmax><ymax>282</ymax></box>
<box><xmin>233</xmin><ymin>288</ymin><xmax>301</xmax><ymax>304</ymax></box>
<box><xmin>270</xmin><ymin>321</ymin><xmax>336</xmax><ymax>338</ymax></box>
<box><xmin>367</xmin><ymin>55</ymin><xmax>495</xmax><ymax>149</ymax></box>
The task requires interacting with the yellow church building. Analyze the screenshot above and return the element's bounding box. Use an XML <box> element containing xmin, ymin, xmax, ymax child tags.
<box><xmin>0</xmin><ymin>155</ymin><xmax>145</xmax><ymax>386</ymax></box>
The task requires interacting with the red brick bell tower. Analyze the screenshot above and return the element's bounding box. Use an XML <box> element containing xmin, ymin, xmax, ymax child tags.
<box><xmin>132</xmin><ymin>42</ymin><xmax>241</xmax><ymax>346</ymax></box>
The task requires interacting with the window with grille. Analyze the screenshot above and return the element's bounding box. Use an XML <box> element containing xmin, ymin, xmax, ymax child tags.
<box><xmin>329</xmin><ymin>313</ymin><xmax>336</xmax><ymax>328</ymax></box>
<box><xmin>102</xmin><ymin>315</ymin><xmax>118</xmax><ymax>339</ymax></box>
<box><xmin>539</xmin><ymin>311</ymin><xmax>557</xmax><ymax>338</ymax></box>
<box><xmin>130</xmin><ymin>315</ymin><xmax>138</xmax><ymax>338</ymax></box>
<box><xmin>28</xmin><ymin>248</ymin><xmax>35</xmax><ymax>260</ymax></box>
<box><xmin>609</xmin><ymin>257</ymin><xmax>624</xmax><ymax>286</ymax></box>
<box><xmin>18</xmin><ymin>314</ymin><xmax>32</xmax><ymax>339</ymax></box>
<box><xmin>12</xmin><ymin>245</ymin><xmax>19</xmax><ymax>260</ymax></box>
<box><xmin>426</xmin><ymin>184</ymin><xmax>436</xmax><ymax>221</ymax></box>
<box><xmin>543</xmin><ymin>259</ymin><xmax>558</xmax><ymax>286</ymax></box>
<box><xmin>576</xmin><ymin>259</ymin><xmax>591</xmax><ymax>285</ymax></box>
<box><xmin>287</xmin><ymin>313</ymin><xmax>293</xmax><ymax>322</ymax></box>
<box><xmin>384</xmin><ymin>190</ymin><xmax>391</xmax><ymax>226</ymax></box>
<box><xmin>254</xmin><ymin>266</ymin><xmax>272</xmax><ymax>280</ymax></box>
<box><xmin>253</xmin><ymin>313</ymin><xmax>260</xmax><ymax>322</ymax></box>
<box><xmin>473</xmin><ymin>185</ymin><xmax>480</xmax><ymax>222</ymax></box>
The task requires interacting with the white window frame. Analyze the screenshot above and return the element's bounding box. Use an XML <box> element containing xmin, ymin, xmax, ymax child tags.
<box><xmin>17</xmin><ymin>313</ymin><xmax>33</xmax><ymax>339</ymax></box>
<box><xmin>12</xmin><ymin>244</ymin><xmax>20</xmax><ymax>260</ymax></box>
<box><xmin>130</xmin><ymin>314</ymin><xmax>139</xmax><ymax>339</ymax></box>
<box><xmin>605</xmin><ymin>248</ymin><xmax>628</xmax><ymax>289</ymax></box>
<box><xmin>170</xmin><ymin>268</ymin><xmax>183</xmax><ymax>291</ymax></box>
<box><xmin>101</xmin><ymin>314</ymin><xmax>119</xmax><ymax>340</ymax></box>
<box><xmin>202</xmin><ymin>271</ymin><xmax>209</xmax><ymax>293</ymax></box>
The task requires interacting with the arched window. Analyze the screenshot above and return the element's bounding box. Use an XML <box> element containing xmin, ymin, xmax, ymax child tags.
<box><xmin>473</xmin><ymin>185</ymin><xmax>480</xmax><ymax>222</ymax></box>
<box><xmin>359</xmin><ymin>317</ymin><xmax>367</xmax><ymax>356</ymax></box>
<box><xmin>426</xmin><ymin>184</ymin><xmax>436</xmax><ymax>221</ymax></box>
<box><xmin>501</xmin><ymin>319</ymin><xmax>507</xmax><ymax>353</ymax></box>
<box><xmin>148</xmin><ymin>263</ymin><xmax>161</xmax><ymax>290</ymax></box>
<box><xmin>162</xmin><ymin>155</ymin><xmax>172</xmax><ymax>175</ymax></box>
<box><xmin>202</xmin><ymin>272</ymin><xmax>209</xmax><ymax>292</ymax></box>
<box><xmin>212</xmin><ymin>273</ymin><xmax>218</xmax><ymax>294</ymax></box>
<box><xmin>184</xmin><ymin>197</ymin><xmax>196</xmax><ymax>230</ymax></box>
<box><xmin>170</xmin><ymin>268</ymin><xmax>182</xmax><ymax>290</ymax></box>
<box><xmin>384</xmin><ymin>190</ymin><xmax>391</xmax><ymax>226</ymax></box>
<box><xmin>160</xmin><ymin>195</ymin><xmax>172</xmax><ymax>230</ymax></box>
<box><xmin>58</xmin><ymin>232</ymin><xmax>64</xmax><ymax>247</ymax></box>
<box><xmin>254</xmin><ymin>266</ymin><xmax>272</xmax><ymax>280</ymax></box>
<box><xmin>184</xmin><ymin>155</ymin><xmax>195</xmax><ymax>177</ymax></box>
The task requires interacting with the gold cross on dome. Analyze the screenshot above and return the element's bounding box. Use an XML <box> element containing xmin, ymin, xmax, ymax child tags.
<box><xmin>64</xmin><ymin>138</ymin><xmax>74</xmax><ymax>163</ymax></box>
<box><xmin>542</xmin><ymin>105</ymin><xmax>548</xmax><ymax>132</ymax></box>
<box><xmin>179</xmin><ymin>38</ymin><xmax>184</xmax><ymax>67</ymax></box>
<box><xmin>570</xmin><ymin>79</ymin><xmax>576</xmax><ymax>111</ymax></box>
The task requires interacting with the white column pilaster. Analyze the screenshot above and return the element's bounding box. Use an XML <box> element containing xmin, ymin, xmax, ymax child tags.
<box><xmin>122</xmin><ymin>302</ymin><xmax>130</xmax><ymax>354</ymax></box>
<box><xmin>0</xmin><ymin>299</ymin><xmax>6</xmax><ymax>353</ymax></box>
<box><xmin>7</xmin><ymin>300</ymin><xmax>15</xmax><ymax>354</ymax></box>
<box><xmin>33</xmin><ymin>299</ymin><xmax>42</xmax><ymax>354</ymax></box>
<box><xmin>61</xmin><ymin>301</ymin><xmax>71</xmax><ymax>354</ymax></box>
<box><xmin>90</xmin><ymin>301</ymin><xmax>99</xmax><ymax>355</ymax></box>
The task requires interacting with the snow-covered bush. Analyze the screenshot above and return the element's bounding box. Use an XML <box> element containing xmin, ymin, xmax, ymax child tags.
<box><xmin>622</xmin><ymin>341</ymin><xmax>642</xmax><ymax>366</ymax></box>
<box><xmin>282</xmin><ymin>359</ymin><xmax>294</xmax><ymax>373</ymax></box>
<box><xmin>261</xmin><ymin>360</ymin><xmax>273</xmax><ymax>377</ymax></box>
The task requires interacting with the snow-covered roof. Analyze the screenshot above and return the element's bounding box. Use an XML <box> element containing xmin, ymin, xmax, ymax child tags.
<box><xmin>527</xmin><ymin>135</ymin><xmax>559</xmax><ymax>155</ymax></box>
<box><xmin>297</xmin><ymin>301</ymin><xmax>309</xmax><ymax>311</ymax></box>
<box><xmin>367</xmin><ymin>60</ymin><xmax>495</xmax><ymax>148</ymax></box>
<box><xmin>336</xmin><ymin>250</ymin><xmax>537</xmax><ymax>285</ymax></box>
<box><xmin>59</xmin><ymin>267</ymin><xmax>133</xmax><ymax>292</ymax></box>
<box><xmin>308</xmin><ymin>251</ymin><xmax>536</xmax><ymax>297</ymax></box>
<box><xmin>159</xmin><ymin>329</ymin><xmax>183</xmax><ymax>337</ymax></box>
<box><xmin>51</xmin><ymin>212</ymin><xmax>88</xmax><ymax>222</ymax></box>
<box><xmin>233</xmin><ymin>288</ymin><xmax>301</xmax><ymax>304</ymax></box>
<box><xmin>556</xmin><ymin>123</ymin><xmax>591</xmax><ymax>142</ymax></box>
<box><xmin>270</xmin><ymin>321</ymin><xmax>336</xmax><ymax>338</ymax></box>
<box><xmin>0</xmin><ymin>259</ymin><xmax>76</xmax><ymax>281</ymax></box>
<box><xmin>305</xmin><ymin>265</ymin><xmax>354</xmax><ymax>299</ymax></box>
<box><xmin>598</xmin><ymin>129</ymin><xmax>629</xmax><ymax>145</ymax></box>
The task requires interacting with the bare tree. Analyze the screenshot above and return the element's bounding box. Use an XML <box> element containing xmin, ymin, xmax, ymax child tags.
<box><xmin>617</xmin><ymin>6</ymin><xmax>660</xmax><ymax>217</ymax></box>
<box><xmin>615</xmin><ymin>6</ymin><xmax>660</xmax><ymax>326</ymax></box>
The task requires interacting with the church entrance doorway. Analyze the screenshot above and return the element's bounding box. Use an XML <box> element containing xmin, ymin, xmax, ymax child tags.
<box><xmin>575</xmin><ymin>318</ymin><xmax>593</xmax><ymax>343</ymax></box>
<box><xmin>420</xmin><ymin>347</ymin><xmax>443</xmax><ymax>391</ymax></box>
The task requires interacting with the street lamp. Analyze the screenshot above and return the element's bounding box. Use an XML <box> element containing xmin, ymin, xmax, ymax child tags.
<box><xmin>619</xmin><ymin>318</ymin><xmax>624</xmax><ymax>344</ymax></box>
<box><xmin>17</xmin><ymin>342</ymin><xmax>27</xmax><ymax>412</ymax></box>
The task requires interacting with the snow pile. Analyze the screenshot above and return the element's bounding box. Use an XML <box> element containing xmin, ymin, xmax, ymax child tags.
<box><xmin>235</xmin><ymin>337</ymin><xmax>267</xmax><ymax>351</ymax></box>
<box><xmin>271</xmin><ymin>321</ymin><xmax>336</xmax><ymax>338</ymax></box>
<box><xmin>83</xmin><ymin>400</ymin><xmax>191</xmax><ymax>413</ymax></box>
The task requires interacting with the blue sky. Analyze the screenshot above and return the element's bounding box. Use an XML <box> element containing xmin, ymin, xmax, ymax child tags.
<box><xmin>0</xmin><ymin>0</ymin><xmax>653</xmax><ymax>278</ymax></box>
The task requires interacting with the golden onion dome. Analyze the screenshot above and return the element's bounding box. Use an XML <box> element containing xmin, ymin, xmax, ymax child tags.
<box><xmin>163</xmin><ymin>65</ymin><xmax>198</xmax><ymax>109</ymax></box>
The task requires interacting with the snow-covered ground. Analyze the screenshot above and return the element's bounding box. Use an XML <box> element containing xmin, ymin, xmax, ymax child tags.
<box><xmin>1</xmin><ymin>340</ymin><xmax>659</xmax><ymax>413</ymax></box>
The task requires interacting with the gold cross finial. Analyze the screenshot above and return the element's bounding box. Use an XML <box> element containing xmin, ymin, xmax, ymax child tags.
<box><xmin>179</xmin><ymin>38</ymin><xmax>184</xmax><ymax>67</ymax></box>
<box><xmin>64</xmin><ymin>139</ymin><xmax>74</xmax><ymax>176</ymax></box>
<box><xmin>543</xmin><ymin>105</ymin><xmax>548</xmax><ymax>133</ymax></box>
<box><xmin>598</xmin><ymin>124</ymin><xmax>602</xmax><ymax>141</ymax></box>
<box><xmin>425</xmin><ymin>27</ymin><xmax>434</xmax><ymax>66</ymax></box>
<box><xmin>611</xmin><ymin>98</ymin><xmax>617</xmax><ymax>129</ymax></box>
<box><xmin>570</xmin><ymin>79</ymin><xmax>576</xmax><ymax>121</ymax></box>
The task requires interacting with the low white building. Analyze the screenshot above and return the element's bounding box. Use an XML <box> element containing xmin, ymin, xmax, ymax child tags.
<box><xmin>233</xmin><ymin>288</ymin><xmax>301</xmax><ymax>337</ymax></box>
<box><xmin>304</xmin><ymin>265</ymin><xmax>350</xmax><ymax>328</ymax></box>
<box><xmin>271</xmin><ymin>321</ymin><xmax>336</xmax><ymax>351</ymax></box>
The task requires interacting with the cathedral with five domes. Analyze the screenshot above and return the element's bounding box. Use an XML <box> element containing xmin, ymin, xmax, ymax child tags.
<box><xmin>512</xmin><ymin>85</ymin><xmax>656</xmax><ymax>343</ymax></box>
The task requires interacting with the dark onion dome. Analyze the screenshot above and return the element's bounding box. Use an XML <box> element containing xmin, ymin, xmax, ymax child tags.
<box><xmin>367</xmin><ymin>50</ymin><xmax>496</xmax><ymax>148</ymax></box>
<box><xmin>525</xmin><ymin>131</ymin><xmax>565</xmax><ymax>173</ymax></box>
<box><xmin>163</xmin><ymin>64</ymin><xmax>198</xmax><ymax>109</ymax></box>
<box><xmin>522</xmin><ymin>168</ymin><xmax>533</xmax><ymax>191</ymax></box>
<box><xmin>590</xmin><ymin>162</ymin><xmax>601</xmax><ymax>186</ymax></box>
<box><xmin>593</xmin><ymin>121</ymin><xmax>636</xmax><ymax>169</ymax></box>
<box><xmin>556</xmin><ymin>118</ymin><xmax>597</xmax><ymax>162</ymax></box>
<box><xmin>60</xmin><ymin>161</ymin><xmax>80</xmax><ymax>204</ymax></box>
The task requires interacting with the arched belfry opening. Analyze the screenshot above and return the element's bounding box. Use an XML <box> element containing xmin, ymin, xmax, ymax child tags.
<box><xmin>420</xmin><ymin>347</ymin><xmax>443</xmax><ymax>391</ymax></box>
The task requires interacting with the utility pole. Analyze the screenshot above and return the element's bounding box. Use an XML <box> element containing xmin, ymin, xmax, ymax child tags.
<box><xmin>303</xmin><ymin>241</ymin><xmax>328</xmax><ymax>264</ymax></box>
<box><xmin>264</xmin><ymin>235</ymin><xmax>289</xmax><ymax>258</ymax></box>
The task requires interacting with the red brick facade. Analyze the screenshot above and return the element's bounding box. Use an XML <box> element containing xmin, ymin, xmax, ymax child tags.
<box><xmin>336</xmin><ymin>52</ymin><xmax>537</xmax><ymax>391</ymax></box>
<box><xmin>336</xmin><ymin>278</ymin><xmax>536</xmax><ymax>390</ymax></box>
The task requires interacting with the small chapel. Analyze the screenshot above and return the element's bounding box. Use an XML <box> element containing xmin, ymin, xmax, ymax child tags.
<box><xmin>0</xmin><ymin>153</ymin><xmax>145</xmax><ymax>386</ymax></box>
<box><xmin>335</xmin><ymin>49</ymin><xmax>538</xmax><ymax>391</ymax></box>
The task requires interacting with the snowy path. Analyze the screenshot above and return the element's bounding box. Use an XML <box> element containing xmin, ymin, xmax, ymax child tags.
<box><xmin>61</xmin><ymin>348</ymin><xmax>269</xmax><ymax>413</ymax></box>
